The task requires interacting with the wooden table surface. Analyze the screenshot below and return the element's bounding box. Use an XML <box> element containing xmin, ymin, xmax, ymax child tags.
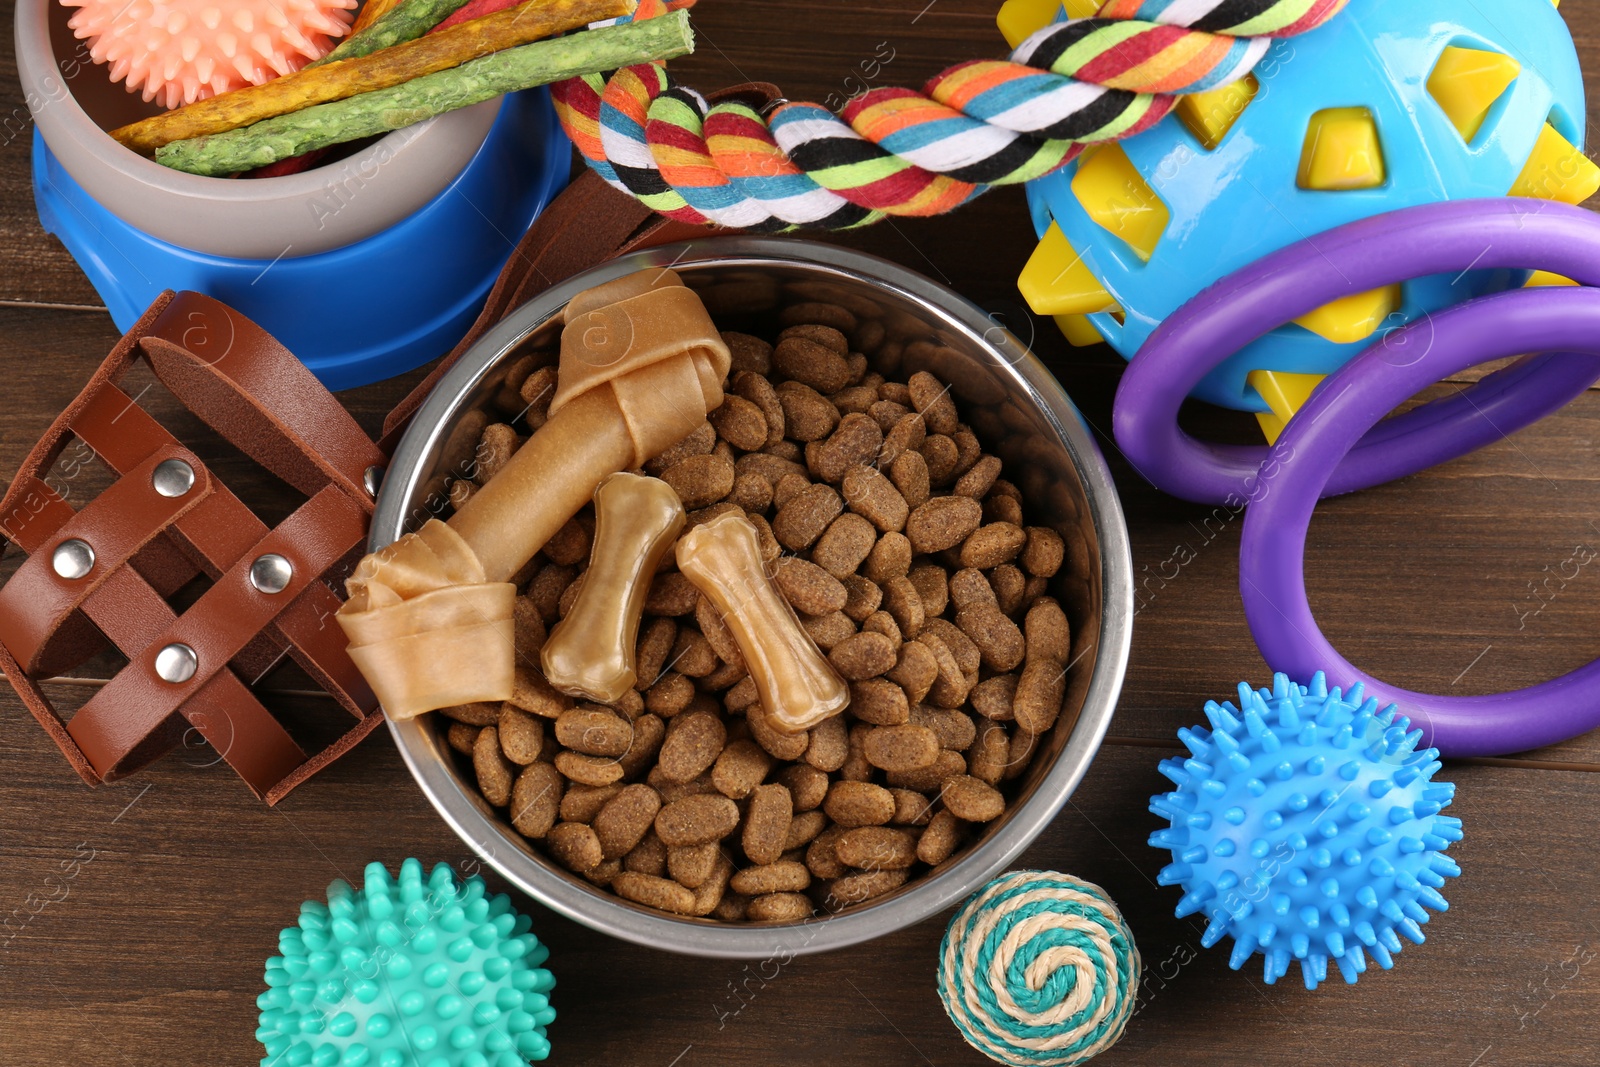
<box><xmin>5</xmin><ymin>2</ymin><xmax>1600</xmax><ymax>1065</ymax></box>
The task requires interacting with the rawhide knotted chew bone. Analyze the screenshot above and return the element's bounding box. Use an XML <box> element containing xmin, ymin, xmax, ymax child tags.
<box><xmin>339</xmin><ymin>269</ymin><xmax>730</xmax><ymax>719</ymax></box>
<box><xmin>676</xmin><ymin>512</ymin><xmax>849</xmax><ymax>732</ymax></box>
<box><xmin>541</xmin><ymin>473</ymin><xmax>685</xmax><ymax>703</ymax></box>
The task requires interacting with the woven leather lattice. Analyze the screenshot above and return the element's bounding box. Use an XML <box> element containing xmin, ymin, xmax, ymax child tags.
<box><xmin>0</xmin><ymin>291</ymin><xmax>387</xmax><ymax>804</ymax></box>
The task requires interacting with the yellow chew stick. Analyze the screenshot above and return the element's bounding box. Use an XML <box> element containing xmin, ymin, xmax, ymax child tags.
<box><xmin>110</xmin><ymin>0</ymin><xmax>634</xmax><ymax>156</ymax></box>
<box><xmin>353</xmin><ymin>0</ymin><xmax>407</xmax><ymax>32</ymax></box>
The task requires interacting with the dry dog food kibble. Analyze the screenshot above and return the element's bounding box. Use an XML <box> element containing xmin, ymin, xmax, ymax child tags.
<box><xmin>446</xmin><ymin>300</ymin><xmax>1085</xmax><ymax>922</ymax></box>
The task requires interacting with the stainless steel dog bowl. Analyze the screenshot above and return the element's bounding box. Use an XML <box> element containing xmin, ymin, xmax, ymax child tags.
<box><xmin>374</xmin><ymin>238</ymin><xmax>1133</xmax><ymax>958</ymax></box>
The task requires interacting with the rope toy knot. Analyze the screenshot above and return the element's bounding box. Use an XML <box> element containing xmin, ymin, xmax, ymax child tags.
<box><xmin>553</xmin><ymin>0</ymin><xmax>1349</xmax><ymax>229</ymax></box>
<box><xmin>937</xmin><ymin>870</ymin><xmax>1141</xmax><ymax>1067</ymax></box>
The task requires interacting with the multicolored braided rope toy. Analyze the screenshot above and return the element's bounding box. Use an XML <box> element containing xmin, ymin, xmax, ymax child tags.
<box><xmin>551</xmin><ymin>0</ymin><xmax>1350</xmax><ymax>230</ymax></box>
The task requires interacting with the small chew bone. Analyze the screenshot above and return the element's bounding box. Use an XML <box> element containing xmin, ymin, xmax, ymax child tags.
<box><xmin>338</xmin><ymin>270</ymin><xmax>730</xmax><ymax>719</ymax></box>
<box><xmin>676</xmin><ymin>512</ymin><xmax>850</xmax><ymax>733</ymax></box>
<box><xmin>541</xmin><ymin>473</ymin><xmax>685</xmax><ymax>703</ymax></box>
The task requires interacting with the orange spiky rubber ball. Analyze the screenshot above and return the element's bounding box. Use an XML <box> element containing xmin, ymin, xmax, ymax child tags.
<box><xmin>60</xmin><ymin>0</ymin><xmax>358</xmax><ymax>110</ymax></box>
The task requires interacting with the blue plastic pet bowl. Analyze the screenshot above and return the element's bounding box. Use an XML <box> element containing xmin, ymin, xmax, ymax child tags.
<box><xmin>33</xmin><ymin>89</ymin><xmax>570</xmax><ymax>391</ymax></box>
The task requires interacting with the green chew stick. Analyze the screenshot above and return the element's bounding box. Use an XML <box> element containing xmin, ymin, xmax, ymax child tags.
<box><xmin>157</xmin><ymin>12</ymin><xmax>692</xmax><ymax>176</ymax></box>
<box><xmin>309</xmin><ymin>0</ymin><xmax>474</xmax><ymax>68</ymax></box>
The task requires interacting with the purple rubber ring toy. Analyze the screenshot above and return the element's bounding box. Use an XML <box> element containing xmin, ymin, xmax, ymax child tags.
<box><xmin>1241</xmin><ymin>283</ymin><xmax>1600</xmax><ymax>757</ymax></box>
<box><xmin>1114</xmin><ymin>198</ymin><xmax>1600</xmax><ymax>505</ymax></box>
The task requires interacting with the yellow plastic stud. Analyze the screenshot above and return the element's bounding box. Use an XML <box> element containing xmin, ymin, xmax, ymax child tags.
<box><xmin>1427</xmin><ymin>46</ymin><xmax>1520</xmax><ymax>143</ymax></box>
<box><xmin>1247</xmin><ymin>369</ymin><xmax>1325</xmax><ymax>445</ymax></box>
<box><xmin>1071</xmin><ymin>143</ymin><xmax>1170</xmax><ymax>260</ymax></box>
<box><xmin>1053</xmin><ymin>314</ymin><xmax>1105</xmax><ymax>347</ymax></box>
<box><xmin>1509</xmin><ymin>123</ymin><xmax>1600</xmax><ymax>205</ymax></box>
<box><xmin>1018</xmin><ymin>222</ymin><xmax>1121</xmax><ymax>317</ymax></box>
<box><xmin>1292</xmin><ymin>284</ymin><xmax>1402</xmax><ymax>344</ymax></box>
<box><xmin>1297</xmin><ymin>107</ymin><xmax>1387</xmax><ymax>190</ymax></box>
<box><xmin>997</xmin><ymin>0</ymin><xmax>1099</xmax><ymax>47</ymax></box>
<box><xmin>1526</xmin><ymin>270</ymin><xmax>1579</xmax><ymax>287</ymax></box>
<box><xmin>1176</xmin><ymin>74</ymin><xmax>1259</xmax><ymax>151</ymax></box>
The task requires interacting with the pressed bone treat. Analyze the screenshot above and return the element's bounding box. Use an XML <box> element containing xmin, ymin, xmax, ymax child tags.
<box><xmin>676</xmin><ymin>513</ymin><xmax>851</xmax><ymax>733</ymax></box>
<box><xmin>541</xmin><ymin>473</ymin><xmax>686</xmax><ymax>703</ymax></box>
<box><xmin>438</xmin><ymin>296</ymin><xmax>1087</xmax><ymax>923</ymax></box>
<box><xmin>339</xmin><ymin>270</ymin><xmax>730</xmax><ymax>718</ymax></box>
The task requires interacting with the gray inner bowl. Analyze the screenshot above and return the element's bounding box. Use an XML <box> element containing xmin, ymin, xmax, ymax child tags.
<box><xmin>374</xmin><ymin>239</ymin><xmax>1133</xmax><ymax>958</ymax></box>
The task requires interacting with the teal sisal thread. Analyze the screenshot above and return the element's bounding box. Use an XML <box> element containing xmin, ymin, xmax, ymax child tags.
<box><xmin>938</xmin><ymin>870</ymin><xmax>1140</xmax><ymax>1067</ymax></box>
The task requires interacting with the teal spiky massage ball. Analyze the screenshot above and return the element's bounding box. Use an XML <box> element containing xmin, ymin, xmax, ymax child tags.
<box><xmin>256</xmin><ymin>859</ymin><xmax>556</xmax><ymax>1067</ymax></box>
<box><xmin>1148</xmin><ymin>673</ymin><xmax>1463</xmax><ymax>990</ymax></box>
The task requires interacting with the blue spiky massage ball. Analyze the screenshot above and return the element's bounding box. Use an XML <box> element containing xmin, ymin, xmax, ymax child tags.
<box><xmin>256</xmin><ymin>859</ymin><xmax>556</xmax><ymax>1067</ymax></box>
<box><xmin>1148</xmin><ymin>673</ymin><xmax>1462</xmax><ymax>990</ymax></box>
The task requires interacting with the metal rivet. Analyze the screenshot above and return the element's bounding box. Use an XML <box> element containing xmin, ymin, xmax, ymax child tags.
<box><xmin>152</xmin><ymin>458</ymin><xmax>195</xmax><ymax>498</ymax></box>
<box><xmin>363</xmin><ymin>465</ymin><xmax>384</xmax><ymax>497</ymax></box>
<box><xmin>51</xmin><ymin>538</ymin><xmax>95</xmax><ymax>580</ymax></box>
<box><xmin>154</xmin><ymin>643</ymin><xmax>198</xmax><ymax>684</ymax></box>
<box><xmin>249</xmin><ymin>553</ymin><xmax>293</xmax><ymax>594</ymax></box>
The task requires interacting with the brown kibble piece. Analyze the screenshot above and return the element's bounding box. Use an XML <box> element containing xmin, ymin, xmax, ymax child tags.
<box><xmin>918</xmin><ymin>633</ymin><xmax>973</xmax><ymax>709</ymax></box>
<box><xmin>711</xmin><ymin>891</ymin><xmax>749</xmax><ymax>922</ymax></box>
<box><xmin>971</xmin><ymin>674</ymin><xmax>1018</xmax><ymax>721</ymax></box>
<box><xmin>555</xmin><ymin>706</ymin><xmax>634</xmax><ymax>758</ymax></box>
<box><xmin>512</xmin><ymin>595</ymin><xmax>546</xmax><ymax>659</ymax></box>
<box><xmin>1007</xmin><ymin>728</ymin><xmax>1041</xmax><ymax>781</ymax></box>
<box><xmin>887</xmin><ymin>640</ymin><xmax>939</xmax><ymax>706</ymax></box>
<box><xmin>510</xmin><ymin>762</ymin><xmax>563</xmax><ymax>839</ymax></box>
<box><xmin>635</xmin><ymin>618</ymin><xmax>677</xmax><ymax>689</ymax></box>
<box><xmin>813</xmin><ymin>414</ymin><xmax>883</xmax><ymax>484</ymax></box>
<box><xmin>890</xmin><ymin>788</ymin><xmax>935</xmax><ymax>826</ymax></box>
<box><xmin>773</xmin><ymin>471</ymin><xmax>810</xmax><ymax>510</ymax></box>
<box><xmin>526</xmin><ymin>564</ymin><xmax>577</xmax><ymax>623</ymax></box>
<box><xmin>804</xmin><ymin>714</ymin><xmax>849</xmax><ymax>772</ymax></box>
<box><xmin>663</xmin><ymin>452</ymin><xmax>736</xmax><ymax>510</ymax></box>
<box><xmin>811</xmin><ymin>512</ymin><xmax>877</xmax><ymax>578</ymax></box>
<box><xmin>667</xmin><ymin>842</ymin><xmax>721</xmax><ymax>888</ymax></box>
<box><xmin>555</xmin><ymin>750</ymin><xmax>626</xmax><ymax>787</ymax></box>
<box><xmin>742</xmin><ymin>783</ymin><xmax>794</xmax><ymax>865</ymax></box>
<box><xmin>498</xmin><ymin>705</ymin><xmax>547</xmax><ymax>765</ymax></box>
<box><xmin>783</xmin><ymin>809</ymin><xmax>829</xmax><ymax>850</ymax></box>
<box><xmin>908</xmin><ymin>371</ymin><xmax>959</xmax><ymax>435</ymax></box>
<box><xmin>861</xmin><ymin>536</ymin><xmax>911</xmax><ymax>589</ymax></box>
<box><xmin>780</xmin><ymin>304</ymin><xmax>855</xmax><ymax>336</ymax></box>
<box><xmin>916</xmin><ymin>811</ymin><xmax>963</xmax><ymax>865</ymax></box>
<box><xmin>618</xmin><ymin>713</ymin><xmax>666</xmax><ymax>779</ymax></box>
<box><xmin>906</xmin><ymin>496</ymin><xmax>983</xmax><ymax>554</ymax></box>
<box><xmin>646</xmin><ymin>422</ymin><xmax>716</xmax><ymax>477</ymax></box>
<box><xmin>712</xmin><ymin>739</ymin><xmax>773</xmax><ymax>799</ymax></box>
<box><xmin>594</xmin><ymin>784</ymin><xmax>664</xmax><ymax>859</ymax></box>
<box><xmin>913</xmin><ymin>706</ymin><xmax>978</xmax><ymax>751</ymax></box>
<box><xmin>474</xmin><ymin>422</ymin><xmax>520</xmax><ymax>485</ymax></box>
<box><xmin>772</xmin><ymin>483</ymin><xmax>844</xmax><ymax>550</ymax></box>
<box><xmin>835</xmin><ymin>826</ymin><xmax>918</xmax><ymax>870</ymax></box>
<box><xmin>774</xmin><ymin>336</ymin><xmax>852</xmax><ymax>393</ymax></box>
<box><xmin>560</xmin><ymin>783</ymin><xmax>622</xmax><ymax>823</ymax></box>
<box><xmin>508</xmin><ymin>666</ymin><xmax>572</xmax><ymax>719</ymax></box>
<box><xmin>474</xmin><ymin>728</ymin><xmax>515</xmax><ymax>806</ymax></box>
<box><xmin>519</xmin><ymin>365</ymin><xmax>558</xmax><ymax>426</ymax></box>
<box><xmin>710</xmin><ymin>395</ymin><xmax>770</xmax><ymax>452</ymax></box>
<box><xmin>960</xmin><ymin>522</ymin><xmax>1028</xmax><ymax>570</ymax></box>
<box><xmin>747</xmin><ymin>706</ymin><xmax>812</xmax><ymax>760</ymax></box>
<box><xmin>985</xmin><ymin>493</ymin><xmax>1025</xmax><ymax>528</ymax></box>
<box><xmin>919</xmin><ymin>435</ymin><xmax>960</xmax><ymax>486</ymax></box>
<box><xmin>850</xmin><ymin>677</ymin><xmax>911</xmax><ymax>726</ymax></box>
<box><xmin>723</xmin><ymin>331</ymin><xmax>772</xmax><ymax>375</ymax></box>
<box><xmin>840</xmin><ymin>723</ymin><xmax>873</xmax><ymax>782</ymax></box>
<box><xmin>840</xmin><ymin>574</ymin><xmax>883</xmax><ymax>621</ymax></box>
<box><xmin>862</xmin><ymin>724</ymin><xmax>940</xmax><ymax>772</ymax></box>
<box><xmin>625</xmin><ymin>832</ymin><xmax>668</xmax><ymax>876</ymax></box>
<box><xmin>542</xmin><ymin>516</ymin><xmax>592</xmax><ymax>567</ymax></box>
<box><xmin>447</xmin><ymin>722</ymin><xmax>479</xmax><ymax>754</ymax></box>
<box><xmin>908</xmin><ymin>564</ymin><xmax>948</xmax><ymax>617</ymax></box>
<box><xmin>1015</xmin><ymin>597</ymin><xmax>1071</xmax><ymax>733</ymax></box>
<box><xmin>668</xmin><ymin>628</ymin><xmax>719</xmax><ymax>678</ymax></box>
<box><xmin>641</xmin><ymin>572</ymin><xmax>699</xmax><ymax>618</ymax></box>
<box><xmin>806</xmin><ymin>825</ymin><xmax>851</xmax><ymax>879</ymax></box>
<box><xmin>942</xmin><ymin>775</ymin><xmax>1006</xmax><ymax>822</ymax></box>
<box><xmin>776</xmin><ymin>382</ymin><xmax>841</xmax><ymax>442</ymax></box>
<box><xmin>886</xmin><ymin>748</ymin><xmax>966</xmax><ymax>792</ymax></box>
<box><xmin>731</xmin><ymin>371</ymin><xmax>786</xmax><ymax>447</ymax></box>
<box><xmin>776</xmin><ymin>764</ymin><xmax>830</xmax><ymax>811</ymax></box>
<box><xmin>953</xmin><ymin>455</ymin><xmax>1002</xmax><ymax>499</ymax></box>
<box><xmin>731</xmin><ymin>860</ymin><xmax>811</xmax><ymax>895</ymax></box>
<box><xmin>613</xmin><ymin>872</ymin><xmax>697</xmax><ymax>915</ymax></box>
<box><xmin>657</xmin><ymin>710</ymin><xmax>727</xmax><ymax>783</ymax></box>
<box><xmin>695</xmin><ymin>596</ymin><xmax>746</xmax><ymax>671</ymax></box>
<box><xmin>691</xmin><ymin>853</ymin><xmax>737</xmax><ymax>916</ymax></box>
<box><xmin>888</xmin><ymin>450</ymin><xmax>930</xmax><ymax>509</ymax></box>
<box><xmin>646</xmin><ymin>672</ymin><xmax>696</xmax><ymax>716</ymax></box>
<box><xmin>957</xmin><ymin>601</ymin><xmax>1026</xmax><ymax>673</ymax></box>
<box><xmin>989</xmin><ymin>565</ymin><xmax>1028</xmax><ymax>616</ymax></box>
<box><xmin>1022</xmin><ymin>526</ymin><xmax>1066</xmax><ymax>577</ymax></box>
<box><xmin>774</xmin><ymin>557</ymin><xmax>849</xmax><ymax>615</ymax></box>
<box><xmin>656</xmin><ymin>793</ymin><xmax>741</xmax><ymax>846</ymax></box>
<box><xmin>842</xmin><ymin>465</ymin><xmax>909</xmax><ymax>533</ymax></box>
<box><xmin>728</xmin><ymin>472</ymin><xmax>773</xmax><ymax>513</ymax></box>
<box><xmin>547</xmin><ymin>822</ymin><xmax>604</xmax><ymax>873</ymax></box>
<box><xmin>925</xmin><ymin>619</ymin><xmax>982</xmax><ymax>675</ymax></box>
<box><xmin>828</xmin><ymin>868</ymin><xmax>908</xmax><ymax>906</ymax></box>
<box><xmin>746</xmin><ymin>892</ymin><xmax>815</xmax><ymax>923</ymax></box>
<box><xmin>881</xmin><ymin>412</ymin><xmax>926</xmax><ymax>466</ymax></box>
<box><xmin>823</xmin><ymin>780</ymin><xmax>896</xmax><ymax>827</ymax></box>
<box><xmin>828</xmin><ymin>631</ymin><xmax>898</xmax><ymax>681</ymax></box>
<box><xmin>969</xmin><ymin>720</ymin><xmax>1011</xmax><ymax>785</ymax></box>
<box><xmin>881</xmin><ymin>575</ymin><xmax>925</xmax><ymax>638</ymax></box>
<box><xmin>443</xmin><ymin>701</ymin><xmax>500</xmax><ymax>726</ymax></box>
